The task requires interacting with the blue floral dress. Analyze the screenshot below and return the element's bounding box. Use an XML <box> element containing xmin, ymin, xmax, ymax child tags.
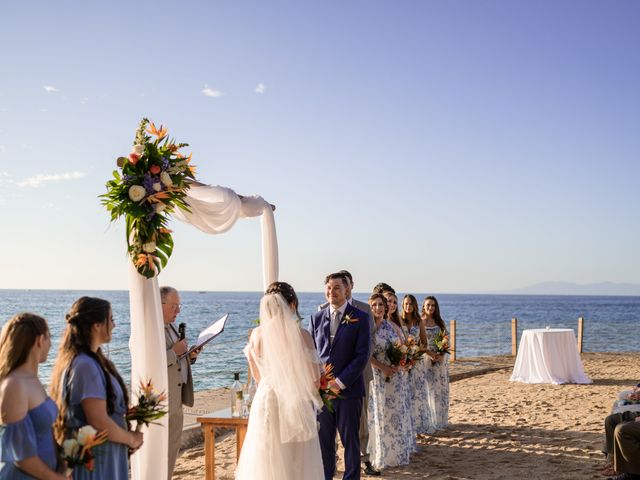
<box><xmin>408</xmin><ymin>325</ymin><xmax>431</xmax><ymax>435</ymax></box>
<box><xmin>424</xmin><ymin>326</ymin><xmax>450</xmax><ymax>433</ymax></box>
<box><xmin>367</xmin><ymin>320</ymin><xmax>413</xmax><ymax>470</ymax></box>
<box><xmin>64</xmin><ymin>354</ymin><xmax>129</xmax><ymax>480</ymax></box>
<box><xmin>0</xmin><ymin>397</ymin><xmax>59</xmax><ymax>479</ymax></box>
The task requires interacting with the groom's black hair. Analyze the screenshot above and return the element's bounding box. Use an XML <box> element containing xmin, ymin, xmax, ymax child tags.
<box><xmin>325</xmin><ymin>272</ymin><xmax>349</xmax><ymax>287</ymax></box>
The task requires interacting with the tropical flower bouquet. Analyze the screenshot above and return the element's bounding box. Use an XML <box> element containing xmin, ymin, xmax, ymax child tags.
<box><xmin>126</xmin><ymin>379</ymin><xmax>168</xmax><ymax>432</ymax></box>
<box><xmin>385</xmin><ymin>340</ymin><xmax>408</xmax><ymax>382</ymax></box>
<box><xmin>319</xmin><ymin>363</ymin><xmax>341</xmax><ymax>413</ymax></box>
<box><xmin>101</xmin><ymin>118</ymin><xmax>197</xmax><ymax>278</ymax></box>
<box><xmin>62</xmin><ymin>425</ymin><xmax>108</xmax><ymax>472</ymax></box>
<box><xmin>405</xmin><ymin>335</ymin><xmax>425</xmax><ymax>368</ymax></box>
<box><xmin>433</xmin><ymin>330</ymin><xmax>451</xmax><ymax>355</ymax></box>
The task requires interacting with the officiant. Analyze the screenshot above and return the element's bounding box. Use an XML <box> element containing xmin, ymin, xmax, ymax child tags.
<box><xmin>161</xmin><ymin>286</ymin><xmax>200</xmax><ymax>480</ymax></box>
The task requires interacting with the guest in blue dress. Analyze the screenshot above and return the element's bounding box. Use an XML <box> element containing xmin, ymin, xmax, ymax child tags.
<box><xmin>0</xmin><ymin>312</ymin><xmax>68</xmax><ymax>479</ymax></box>
<box><xmin>421</xmin><ymin>296</ymin><xmax>450</xmax><ymax>433</ymax></box>
<box><xmin>402</xmin><ymin>294</ymin><xmax>431</xmax><ymax>435</ymax></box>
<box><xmin>50</xmin><ymin>297</ymin><xmax>143</xmax><ymax>480</ymax></box>
<box><xmin>367</xmin><ymin>293</ymin><xmax>413</xmax><ymax>471</ymax></box>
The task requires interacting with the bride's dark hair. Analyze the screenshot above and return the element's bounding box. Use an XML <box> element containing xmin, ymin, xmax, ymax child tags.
<box><xmin>265</xmin><ymin>282</ymin><xmax>301</xmax><ymax>319</ymax></box>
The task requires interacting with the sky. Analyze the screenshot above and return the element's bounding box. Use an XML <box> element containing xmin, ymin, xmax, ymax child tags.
<box><xmin>0</xmin><ymin>0</ymin><xmax>638</xmax><ymax>294</ymax></box>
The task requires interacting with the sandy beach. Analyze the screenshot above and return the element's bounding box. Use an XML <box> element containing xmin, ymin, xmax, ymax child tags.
<box><xmin>173</xmin><ymin>352</ymin><xmax>639</xmax><ymax>479</ymax></box>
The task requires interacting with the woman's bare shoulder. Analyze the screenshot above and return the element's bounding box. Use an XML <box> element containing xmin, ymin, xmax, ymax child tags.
<box><xmin>0</xmin><ymin>376</ymin><xmax>28</xmax><ymax>423</ymax></box>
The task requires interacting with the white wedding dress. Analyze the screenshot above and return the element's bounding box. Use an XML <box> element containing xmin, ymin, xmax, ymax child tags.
<box><xmin>235</xmin><ymin>295</ymin><xmax>324</xmax><ymax>480</ymax></box>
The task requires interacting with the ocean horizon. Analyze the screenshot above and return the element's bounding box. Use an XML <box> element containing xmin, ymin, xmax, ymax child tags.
<box><xmin>1</xmin><ymin>289</ymin><xmax>638</xmax><ymax>392</ymax></box>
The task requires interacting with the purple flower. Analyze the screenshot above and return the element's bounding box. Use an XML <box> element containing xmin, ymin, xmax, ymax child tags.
<box><xmin>122</xmin><ymin>174</ymin><xmax>135</xmax><ymax>184</ymax></box>
<box><xmin>142</xmin><ymin>174</ymin><xmax>156</xmax><ymax>195</ymax></box>
<box><xmin>162</xmin><ymin>157</ymin><xmax>170</xmax><ymax>170</ymax></box>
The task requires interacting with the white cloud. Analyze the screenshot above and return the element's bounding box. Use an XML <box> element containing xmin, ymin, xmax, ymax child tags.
<box><xmin>16</xmin><ymin>171</ymin><xmax>86</xmax><ymax>188</ymax></box>
<box><xmin>0</xmin><ymin>145</ymin><xmax>5</xmax><ymax>154</ymax></box>
<box><xmin>43</xmin><ymin>85</ymin><xmax>59</xmax><ymax>93</ymax></box>
<box><xmin>255</xmin><ymin>83</ymin><xmax>266</xmax><ymax>94</ymax></box>
<box><xmin>202</xmin><ymin>85</ymin><xmax>224</xmax><ymax>97</ymax></box>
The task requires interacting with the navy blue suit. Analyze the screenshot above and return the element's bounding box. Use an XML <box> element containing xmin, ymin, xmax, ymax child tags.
<box><xmin>309</xmin><ymin>303</ymin><xmax>371</xmax><ymax>480</ymax></box>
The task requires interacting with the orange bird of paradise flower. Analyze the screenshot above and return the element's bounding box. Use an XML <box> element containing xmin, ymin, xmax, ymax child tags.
<box><xmin>146</xmin><ymin>122</ymin><xmax>168</xmax><ymax>140</ymax></box>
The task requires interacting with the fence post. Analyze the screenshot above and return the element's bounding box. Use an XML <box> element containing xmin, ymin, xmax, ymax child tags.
<box><xmin>449</xmin><ymin>319</ymin><xmax>456</xmax><ymax>362</ymax></box>
<box><xmin>577</xmin><ymin>316</ymin><xmax>584</xmax><ymax>353</ymax></box>
<box><xmin>511</xmin><ymin>317</ymin><xmax>518</xmax><ymax>356</ymax></box>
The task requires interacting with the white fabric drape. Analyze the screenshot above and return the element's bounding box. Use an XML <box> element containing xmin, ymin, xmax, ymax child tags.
<box><xmin>128</xmin><ymin>265</ymin><xmax>169</xmax><ymax>480</ymax></box>
<box><xmin>173</xmin><ymin>184</ymin><xmax>279</xmax><ymax>288</ymax></box>
<box><xmin>129</xmin><ymin>183</ymin><xmax>278</xmax><ymax>480</ymax></box>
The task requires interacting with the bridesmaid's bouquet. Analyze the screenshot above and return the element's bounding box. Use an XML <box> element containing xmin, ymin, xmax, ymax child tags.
<box><xmin>319</xmin><ymin>363</ymin><xmax>341</xmax><ymax>413</ymax></box>
<box><xmin>62</xmin><ymin>425</ymin><xmax>108</xmax><ymax>472</ymax></box>
<box><xmin>433</xmin><ymin>330</ymin><xmax>451</xmax><ymax>355</ymax></box>
<box><xmin>126</xmin><ymin>379</ymin><xmax>168</xmax><ymax>432</ymax></box>
<box><xmin>385</xmin><ymin>340</ymin><xmax>409</xmax><ymax>382</ymax></box>
<box><xmin>405</xmin><ymin>335</ymin><xmax>425</xmax><ymax>369</ymax></box>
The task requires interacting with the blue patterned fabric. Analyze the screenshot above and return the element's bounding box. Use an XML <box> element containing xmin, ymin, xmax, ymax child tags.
<box><xmin>0</xmin><ymin>397</ymin><xmax>58</xmax><ymax>479</ymax></box>
<box><xmin>367</xmin><ymin>320</ymin><xmax>413</xmax><ymax>470</ymax></box>
<box><xmin>424</xmin><ymin>325</ymin><xmax>450</xmax><ymax>433</ymax></box>
<box><xmin>65</xmin><ymin>354</ymin><xmax>129</xmax><ymax>480</ymax></box>
<box><xmin>408</xmin><ymin>325</ymin><xmax>431</xmax><ymax>435</ymax></box>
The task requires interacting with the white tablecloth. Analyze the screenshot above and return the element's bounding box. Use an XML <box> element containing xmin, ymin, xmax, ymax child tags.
<box><xmin>510</xmin><ymin>328</ymin><xmax>592</xmax><ymax>385</ymax></box>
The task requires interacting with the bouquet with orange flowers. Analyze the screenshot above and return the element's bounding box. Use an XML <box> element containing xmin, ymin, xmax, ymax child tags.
<box><xmin>405</xmin><ymin>335</ymin><xmax>425</xmax><ymax>369</ymax></box>
<box><xmin>319</xmin><ymin>363</ymin><xmax>341</xmax><ymax>413</ymax></box>
<box><xmin>101</xmin><ymin>118</ymin><xmax>197</xmax><ymax>278</ymax></box>
<box><xmin>433</xmin><ymin>330</ymin><xmax>451</xmax><ymax>355</ymax></box>
<box><xmin>385</xmin><ymin>340</ymin><xmax>409</xmax><ymax>382</ymax></box>
<box><xmin>126</xmin><ymin>379</ymin><xmax>168</xmax><ymax>432</ymax></box>
<box><xmin>62</xmin><ymin>425</ymin><xmax>108</xmax><ymax>472</ymax></box>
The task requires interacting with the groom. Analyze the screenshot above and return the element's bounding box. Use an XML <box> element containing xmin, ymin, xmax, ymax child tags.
<box><xmin>309</xmin><ymin>272</ymin><xmax>371</xmax><ymax>480</ymax></box>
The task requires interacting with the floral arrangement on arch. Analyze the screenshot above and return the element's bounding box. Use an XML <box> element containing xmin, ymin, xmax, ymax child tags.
<box><xmin>101</xmin><ymin>118</ymin><xmax>196</xmax><ymax>278</ymax></box>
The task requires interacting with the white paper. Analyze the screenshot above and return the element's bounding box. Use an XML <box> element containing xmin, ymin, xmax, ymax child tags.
<box><xmin>181</xmin><ymin>313</ymin><xmax>229</xmax><ymax>358</ymax></box>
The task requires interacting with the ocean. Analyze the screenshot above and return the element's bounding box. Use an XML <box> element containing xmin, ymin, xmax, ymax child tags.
<box><xmin>1</xmin><ymin>290</ymin><xmax>638</xmax><ymax>392</ymax></box>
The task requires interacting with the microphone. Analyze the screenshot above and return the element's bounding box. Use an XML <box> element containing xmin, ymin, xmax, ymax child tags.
<box><xmin>178</xmin><ymin>323</ymin><xmax>186</xmax><ymax>340</ymax></box>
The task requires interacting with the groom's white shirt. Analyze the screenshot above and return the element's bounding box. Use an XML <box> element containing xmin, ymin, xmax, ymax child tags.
<box><xmin>328</xmin><ymin>301</ymin><xmax>348</xmax><ymax>390</ymax></box>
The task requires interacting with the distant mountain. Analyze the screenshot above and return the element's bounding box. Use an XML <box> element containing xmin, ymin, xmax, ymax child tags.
<box><xmin>498</xmin><ymin>281</ymin><xmax>640</xmax><ymax>296</ymax></box>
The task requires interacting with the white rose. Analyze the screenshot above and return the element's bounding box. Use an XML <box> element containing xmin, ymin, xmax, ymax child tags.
<box><xmin>63</xmin><ymin>438</ymin><xmax>80</xmax><ymax>457</ymax></box>
<box><xmin>132</xmin><ymin>144</ymin><xmax>145</xmax><ymax>156</ymax></box>
<box><xmin>152</xmin><ymin>182</ymin><xmax>162</xmax><ymax>192</ymax></box>
<box><xmin>77</xmin><ymin>425</ymin><xmax>97</xmax><ymax>445</ymax></box>
<box><xmin>128</xmin><ymin>185</ymin><xmax>146</xmax><ymax>202</ymax></box>
<box><xmin>143</xmin><ymin>242</ymin><xmax>156</xmax><ymax>253</ymax></box>
<box><xmin>154</xmin><ymin>203</ymin><xmax>166</xmax><ymax>213</ymax></box>
<box><xmin>160</xmin><ymin>171</ymin><xmax>173</xmax><ymax>187</ymax></box>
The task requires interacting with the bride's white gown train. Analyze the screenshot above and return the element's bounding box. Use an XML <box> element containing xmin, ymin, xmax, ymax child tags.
<box><xmin>235</xmin><ymin>342</ymin><xmax>323</xmax><ymax>480</ymax></box>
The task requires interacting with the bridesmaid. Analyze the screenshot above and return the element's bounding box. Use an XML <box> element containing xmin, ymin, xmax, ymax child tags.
<box><xmin>421</xmin><ymin>296</ymin><xmax>450</xmax><ymax>433</ymax></box>
<box><xmin>367</xmin><ymin>293</ymin><xmax>413</xmax><ymax>471</ymax></box>
<box><xmin>50</xmin><ymin>297</ymin><xmax>143</xmax><ymax>480</ymax></box>
<box><xmin>401</xmin><ymin>295</ymin><xmax>430</xmax><ymax>435</ymax></box>
<box><xmin>0</xmin><ymin>313</ymin><xmax>68</xmax><ymax>479</ymax></box>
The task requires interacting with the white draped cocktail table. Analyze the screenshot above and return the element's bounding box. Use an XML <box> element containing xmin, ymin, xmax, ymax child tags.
<box><xmin>510</xmin><ymin>328</ymin><xmax>592</xmax><ymax>385</ymax></box>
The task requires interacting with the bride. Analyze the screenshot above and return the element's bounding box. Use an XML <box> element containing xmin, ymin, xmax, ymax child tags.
<box><xmin>235</xmin><ymin>282</ymin><xmax>324</xmax><ymax>480</ymax></box>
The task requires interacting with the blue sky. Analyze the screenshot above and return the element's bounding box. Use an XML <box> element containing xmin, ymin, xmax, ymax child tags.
<box><xmin>0</xmin><ymin>1</ymin><xmax>638</xmax><ymax>293</ymax></box>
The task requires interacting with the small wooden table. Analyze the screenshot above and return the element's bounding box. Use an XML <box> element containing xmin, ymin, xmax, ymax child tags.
<box><xmin>197</xmin><ymin>408</ymin><xmax>248</xmax><ymax>480</ymax></box>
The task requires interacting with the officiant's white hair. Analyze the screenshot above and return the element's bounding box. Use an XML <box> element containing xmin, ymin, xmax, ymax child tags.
<box><xmin>259</xmin><ymin>288</ymin><xmax>322</xmax><ymax>443</ymax></box>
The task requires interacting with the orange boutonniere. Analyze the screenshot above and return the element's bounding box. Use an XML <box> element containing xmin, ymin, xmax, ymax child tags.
<box><xmin>342</xmin><ymin>313</ymin><xmax>358</xmax><ymax>325</ymax></box>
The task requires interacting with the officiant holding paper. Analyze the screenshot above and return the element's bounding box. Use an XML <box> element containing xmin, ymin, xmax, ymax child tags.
<box><xmin>161</xmin><ymin>286</ymin><xmax>200</xmax><ymax>479</ymax></box>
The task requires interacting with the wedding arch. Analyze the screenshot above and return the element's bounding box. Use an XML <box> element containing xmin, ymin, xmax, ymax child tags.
<box><xmin>102</xmin><ymin>119</ymin><xmax>278</xmax><ymax>480</ymax></box>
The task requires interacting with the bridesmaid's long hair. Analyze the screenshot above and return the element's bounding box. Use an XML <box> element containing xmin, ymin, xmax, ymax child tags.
<box><xmin>0</xmin><ymin>313</ymin><xmax>49</xmax><ymax>380</ymax></box>
<box><xmin>383</xmin><ymin>292</ymin><xmax>402</xmax><ymax>329</ymax></box>
<box><xmin>421</xmin><ymin>296</ymin><xmax>446</xmax><ymax>333</ymax></box>
<box><xmin>401</xmin><ymin>295</ymin><xmax>421</xmax><ymax>330</ymax></box>
<box><xmin>50</xmin><ymin>297</ymin><xmax>129</xmax><ymax>444</ymax></box>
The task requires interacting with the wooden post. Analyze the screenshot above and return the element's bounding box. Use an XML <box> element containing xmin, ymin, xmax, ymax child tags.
<box><xmin>511</xmin><ymin>317</ymin><xmax>518</xmax><ymax>356</ymax></box>
<box><xmin>449</xmin><ymin>319</ymin><xmax>456</xmax><ymax>362</ymax></box>
<box><xmin>577</xmin><ymin>316</ymin><xmax>584</xmax><ymax>353</ymax></box>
